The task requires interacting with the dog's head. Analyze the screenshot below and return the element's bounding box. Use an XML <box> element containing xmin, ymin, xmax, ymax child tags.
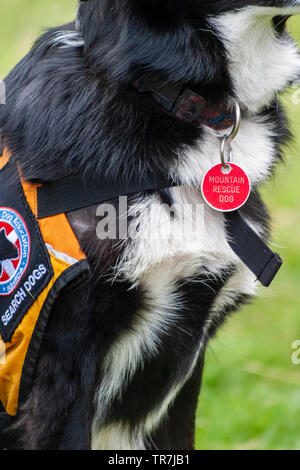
<box><xmin>77</xmin><ymin>0</ymin><xmax>300</xmax><ymax>112</ymax></box>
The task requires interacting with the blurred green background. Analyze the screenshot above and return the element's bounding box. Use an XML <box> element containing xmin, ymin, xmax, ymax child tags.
<box><xmin>1</xmin><ymin>0</ymin><xmax>300</xmax><ymax>451</ymax></box>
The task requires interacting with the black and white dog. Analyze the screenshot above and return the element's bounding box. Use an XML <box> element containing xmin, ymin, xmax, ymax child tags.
<box><xmin>0</xmin><ymin>0</ymin><xmax>300</xmax><ymax>450</ymax></box>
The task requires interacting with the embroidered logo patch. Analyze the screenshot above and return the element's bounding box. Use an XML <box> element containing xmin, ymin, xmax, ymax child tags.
<box><xmin>0</xmin><ymin>208</ymin><xmax>30</xmax><ymax>296</ymax></box>
<box><xmin>0</xmin><ymin>162</ymin><xmax>53</xmax><ymax>343</ymax></box>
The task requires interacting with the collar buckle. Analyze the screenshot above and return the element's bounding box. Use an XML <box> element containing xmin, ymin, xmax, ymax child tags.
<box><xmin>173</xmin><ymin>89</ymin><xmax>206</xmax><ymax>124</ymax></box>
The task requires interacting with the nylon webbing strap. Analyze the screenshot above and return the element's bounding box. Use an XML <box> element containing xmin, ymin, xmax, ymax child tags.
<box><xmin>37</xmin><ymin>174</ymin><xmax>178</xmax><ymax>219</ymax></box>
<box><xmin>225</xmin><ymin>211</ymin><xmax>282</xmax><ymax>287</ymax></box>
<box><xmin>37</xmin><ymin>175</ymin><xmax>282</xmax><ymax>286</ymax></box>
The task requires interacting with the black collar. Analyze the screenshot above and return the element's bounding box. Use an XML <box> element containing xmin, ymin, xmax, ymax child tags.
<box><xmin>133</xmin><ymin>76</ymin><xmax>235</xmax><ymax>131</ymax></box>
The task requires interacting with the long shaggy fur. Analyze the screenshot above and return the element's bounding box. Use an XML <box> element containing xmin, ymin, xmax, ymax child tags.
<box><xmin>0</xmin><ymin>0</ymin><xmax>299</xmax><ymax>450</ymax></box>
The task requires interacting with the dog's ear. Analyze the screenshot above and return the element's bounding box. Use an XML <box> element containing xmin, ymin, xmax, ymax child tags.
<box><xmin>76</xmin><ymin>0</ymin><xmax>225</xmax><ymax>86</ymax></box>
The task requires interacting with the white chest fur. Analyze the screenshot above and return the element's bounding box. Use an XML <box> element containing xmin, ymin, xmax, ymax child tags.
<box><xmin>117</xmin><ymin>115</ymin><xmax>276</xmax><ymax>286</ymax></box>
<box><xmin>92</xmin><ymin>117</ymin><xmax>276</xmax><ymax>449</ymax></box>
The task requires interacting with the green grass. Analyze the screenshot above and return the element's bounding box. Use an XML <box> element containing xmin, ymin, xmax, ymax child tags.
<box><xmin>1</xmin><ymin>1</ymin><xmax>300</xmax><ymax>451</ymax></box>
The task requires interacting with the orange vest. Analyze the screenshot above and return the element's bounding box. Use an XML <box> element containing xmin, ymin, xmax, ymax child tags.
<box><xmin>0</xmin><ymin>148</ymin><xmax>89</xmax><ymax>427</ymax></box>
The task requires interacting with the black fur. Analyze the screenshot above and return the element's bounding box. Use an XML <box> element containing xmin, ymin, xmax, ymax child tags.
<box><xmin>0</xmin><ymin>0</ymin><xmax>296</xmax><ymax>450</ymax></box>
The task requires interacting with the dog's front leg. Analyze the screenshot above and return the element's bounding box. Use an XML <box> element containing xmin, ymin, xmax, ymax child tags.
<box><xmin>148</xmin><ymin>350</ymin><xmax>205</xmax><ymax>450</ymax></box>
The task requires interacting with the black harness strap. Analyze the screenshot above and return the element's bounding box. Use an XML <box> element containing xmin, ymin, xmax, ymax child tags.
<box><xmin>37</xmin><ymin>175</ymin><xmax>282</xmax><ymax>287</ymax></box>
<box><xmin>37</xmin><ymin>173</ymin><xmax>177</xmax><ymax>219</ymax></box>
<box><xmin>225</xmin><ymin>211</ymin><xmax>282</xmax><ymax>287</ymax></box>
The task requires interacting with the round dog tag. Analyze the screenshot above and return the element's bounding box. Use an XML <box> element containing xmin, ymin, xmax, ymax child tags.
<box><xmin>201</xmin><ymin>163</ymin><xmax>251</xmax><ymax>212</ymax></box>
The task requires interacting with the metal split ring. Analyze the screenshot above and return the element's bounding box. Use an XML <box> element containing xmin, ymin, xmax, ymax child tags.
<box><xmin>225</xmin><ymin>100</ymin><xmax>241</xmax><ymax>143</ymax></box>
<box><xmin>220</xmin><ymin>136</ymin><xmax>232</xmax><ymax>171</ymax></box>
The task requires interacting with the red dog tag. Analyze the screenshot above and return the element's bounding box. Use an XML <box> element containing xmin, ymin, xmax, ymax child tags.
<box><xmin>201</xmin><ymin>163</ymin><xmax>251</xmax><ymax>212</ymax></box>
